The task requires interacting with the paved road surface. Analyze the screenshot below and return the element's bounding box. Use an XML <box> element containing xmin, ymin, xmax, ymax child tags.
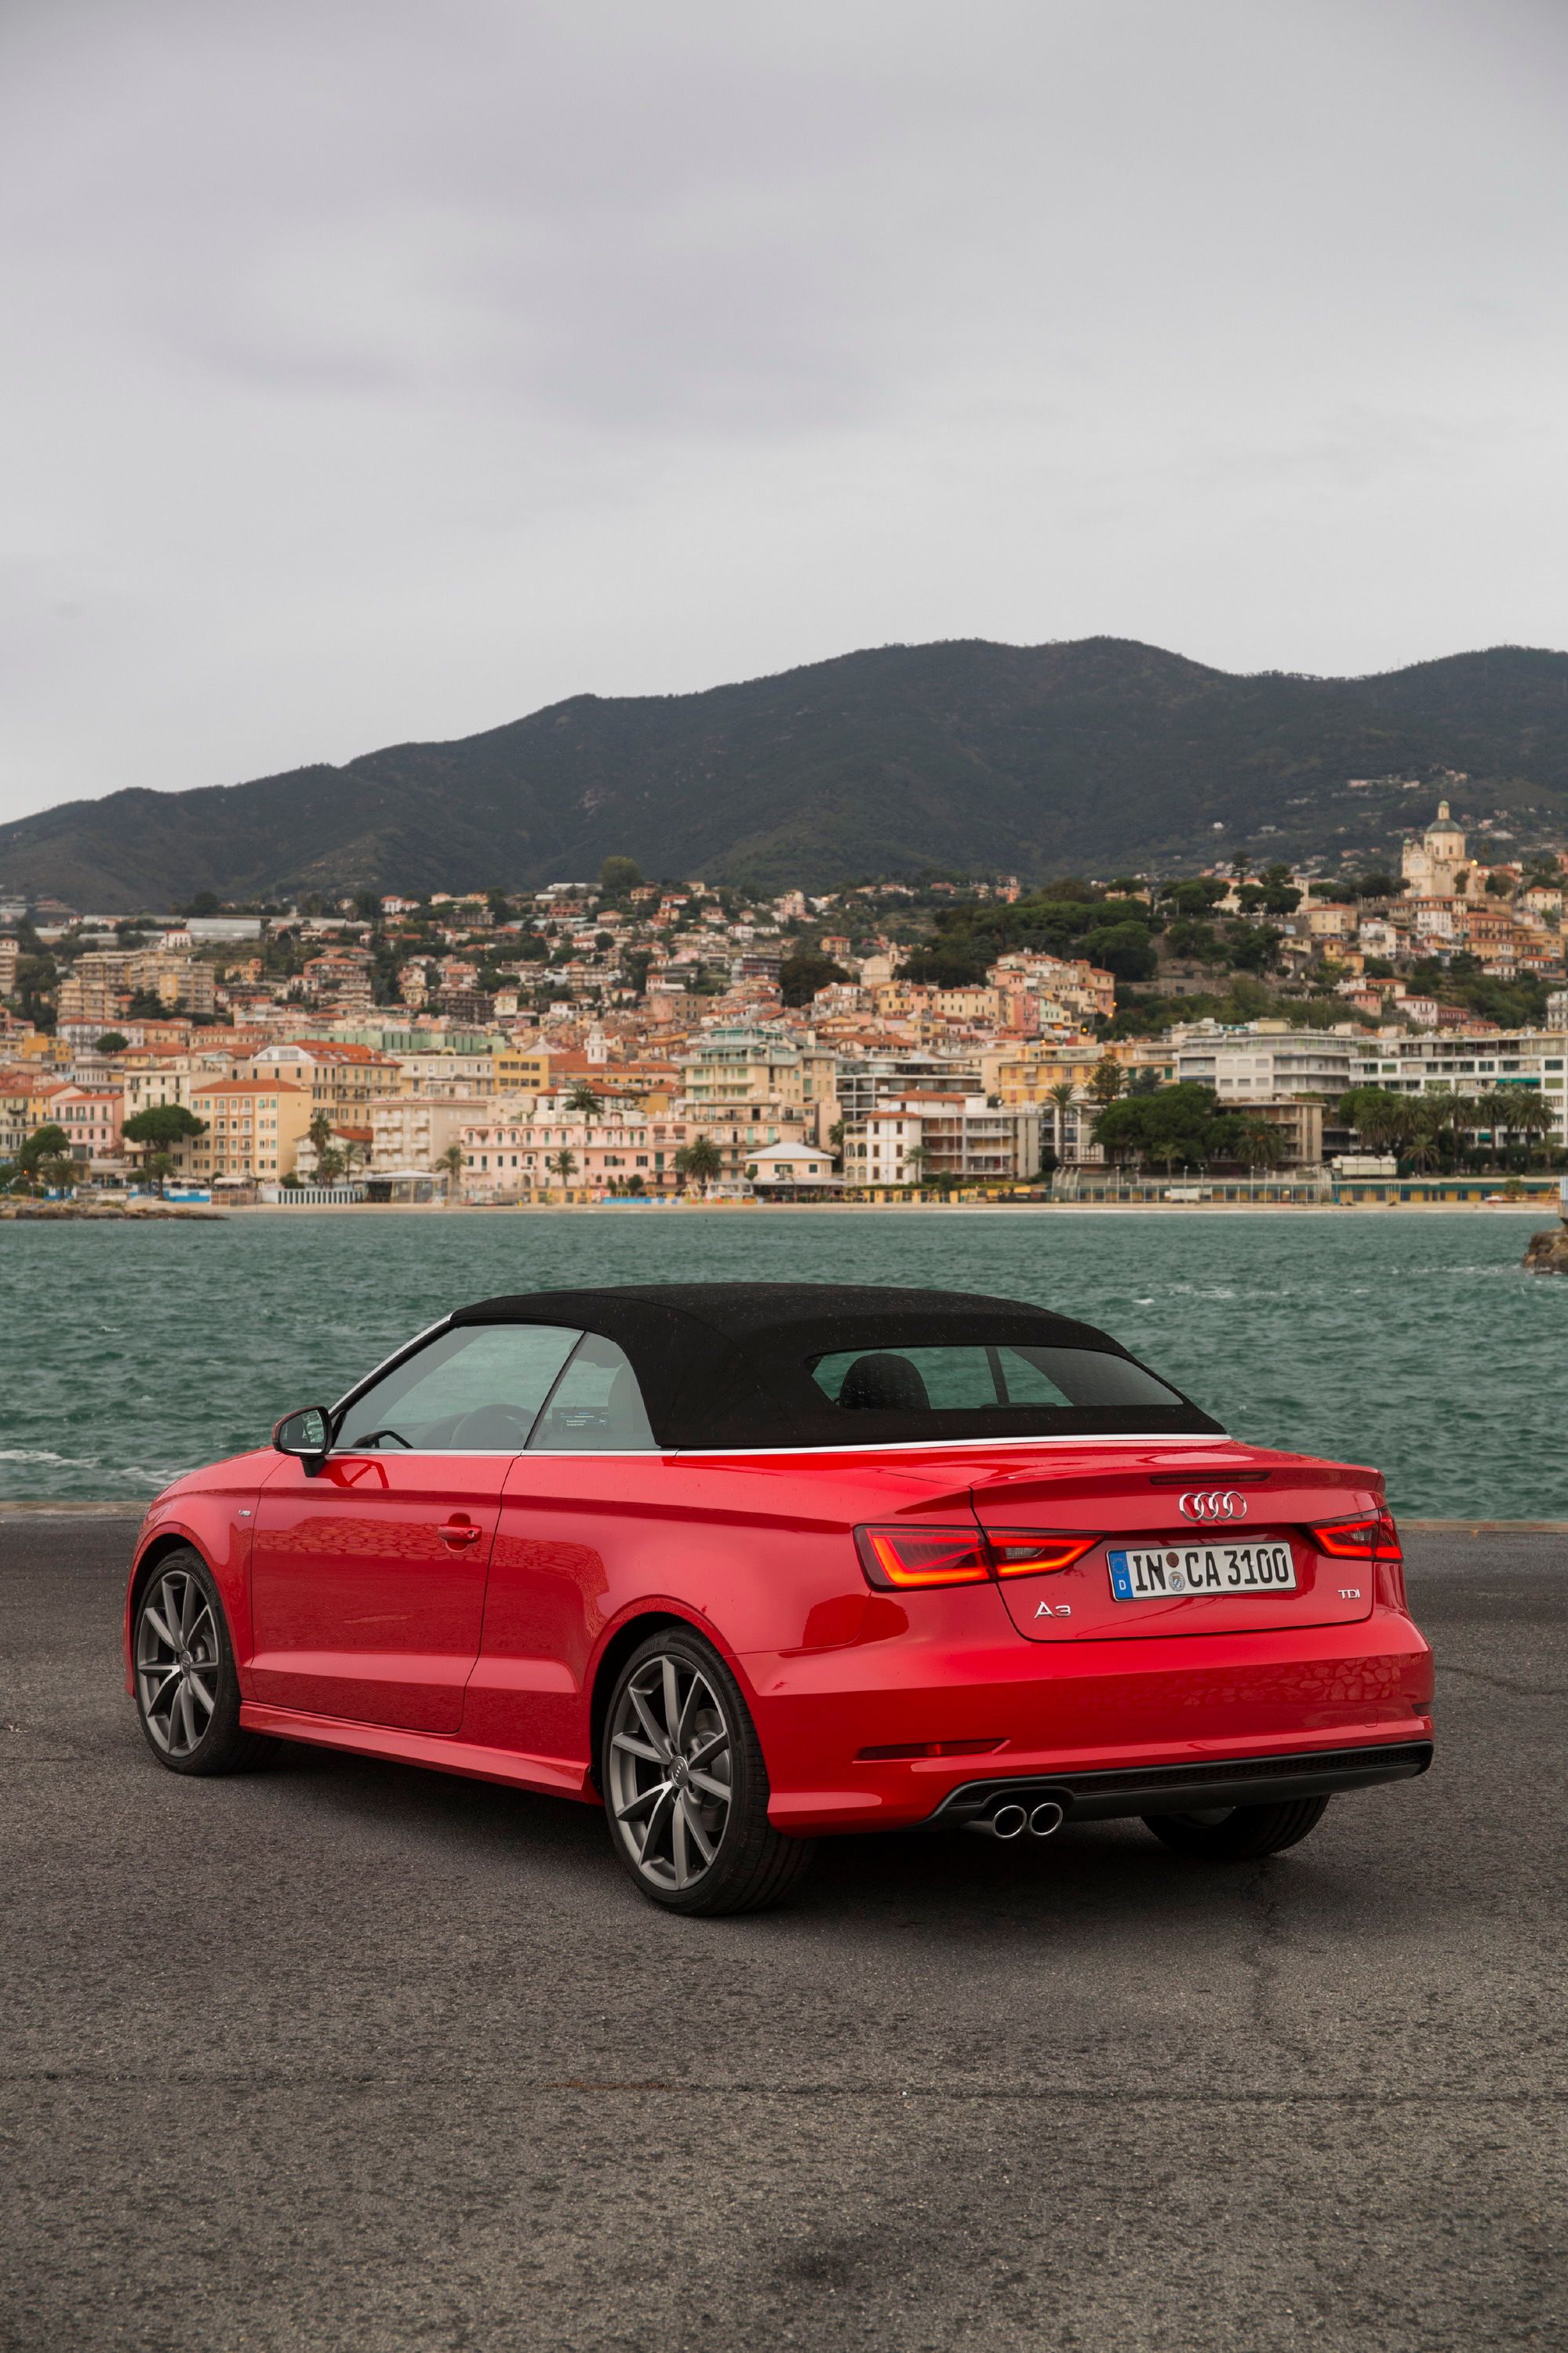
<box><xmin>2</xmin><ymin>1521</ymin><xmax>1563</xmax><ymax>2353</ymax></box>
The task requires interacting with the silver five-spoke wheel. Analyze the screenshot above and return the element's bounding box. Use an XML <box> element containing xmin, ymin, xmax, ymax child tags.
<box><xmin>606</xmin><ymin>1651</ymin><xmax>733</xmax><ymax>1893</ymax></box>
<box><xmin>136</xmin><ymin>1565</ymin><xmax>220</xmax><ymax>1760</ymax></box>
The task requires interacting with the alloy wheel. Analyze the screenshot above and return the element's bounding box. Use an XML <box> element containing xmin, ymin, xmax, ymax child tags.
<box><xmin>606</xmin><ymin>1652</ymin><xmax>733</xmax><ymax>1893</ymax></box>
<box><xmin>136</xmin><ymin>1568</ymin><xmax>221</xmax><ymax>1760</ymax></box>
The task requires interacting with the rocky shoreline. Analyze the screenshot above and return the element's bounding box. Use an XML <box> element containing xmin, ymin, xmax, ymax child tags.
<box><xmin>1523</xmin><ymin>1219</ymin><xmax>1568</xmax><ymax>1275</ymax></box>
<box><xmin>0</xmin><ymin>1201</ymin><xmax>226</xmax><ymax>1222</ymax></box>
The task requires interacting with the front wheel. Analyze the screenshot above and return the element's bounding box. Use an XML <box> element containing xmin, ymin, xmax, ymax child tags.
<box><xmin>133</xmin><ymin>1548</ymin><xmax>276</xmax><ymax>1776</ymax></box>
<box><xmin>1142</xmin><ymin>1796</ymin><xmax>1330</xmax><ymax>1860</ymax></box>
<box><xmin>601</xmin><ymin>1628</ymin><xmax>815</xmax><ymax>1915</ymax></box>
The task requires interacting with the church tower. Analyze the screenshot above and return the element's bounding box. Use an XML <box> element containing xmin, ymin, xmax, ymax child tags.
<box><xmin>1402</xmin><ymin>799</ymin><xmax>1471</xmax><ymax>898</ymax></box>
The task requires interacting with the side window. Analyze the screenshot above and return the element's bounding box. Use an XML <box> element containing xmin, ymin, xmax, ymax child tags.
<box><xmin>335</xmin><ymin>1325</ymin><xmax>582</xmax><ymax>1453</ymax></box>
<box><xmin>528</xmin><ymin>1333</ymin><xmax>657</xmax><ymax>1452</ymax></box>
<box><xmin>809</xmin><ymin>1345</ymin><xmax>1008</xmax><ymax>1410</ymax></box>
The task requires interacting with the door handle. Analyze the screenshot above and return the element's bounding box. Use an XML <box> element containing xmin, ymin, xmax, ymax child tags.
<box><xmin>438</xmin><ymin>1522</ymin><xmax>482</xmax><ymax>1546</ymax></box>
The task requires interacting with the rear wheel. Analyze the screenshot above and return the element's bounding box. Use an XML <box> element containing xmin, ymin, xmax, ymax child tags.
<box><xmin>1142</xmin><ymin>1796</ymin><xmax>1330</xmax><ymax>1860</ymax></box>
<box><xmin>133</xmin><ymin>1548</ymin><xmax>276</xmax><ymax>1776</ymax></box>
<box><xmin>601</xmin><ymin>1627</ymin><xmax>815</xmax><ymax>1916</ymax></box>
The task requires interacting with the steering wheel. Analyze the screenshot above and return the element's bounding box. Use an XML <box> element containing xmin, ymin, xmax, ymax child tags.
<box><xmin>448</xmin><ymin>1403</ymin><xmax>534</xmax><ymax>1449</ymax></box>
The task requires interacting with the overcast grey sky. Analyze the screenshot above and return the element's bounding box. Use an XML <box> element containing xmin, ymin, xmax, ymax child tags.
<box><xmin>2</xmin><ymin>0</ymin><xmax>1566</xmax><ymax>824</ymax></box>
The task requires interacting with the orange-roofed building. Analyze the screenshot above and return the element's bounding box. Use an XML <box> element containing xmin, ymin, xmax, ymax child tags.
<box><xmin>246</xmin><ymin>1041</ymin><xmax>398</xmax><ymax>1126</ymax></box>
<box><xmin>158</xmin><ymin>1078</ymin><xmax>313</xmax><ymax>1187</ymax></box>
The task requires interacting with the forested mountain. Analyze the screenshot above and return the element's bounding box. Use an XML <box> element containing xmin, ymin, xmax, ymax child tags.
<box><xmin>5</xmin><ymin>637</ymin><xmax>1568</xmax><ymax>911</ymax></box>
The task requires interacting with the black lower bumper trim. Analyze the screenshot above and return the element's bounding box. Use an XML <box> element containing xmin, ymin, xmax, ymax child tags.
<box><xmin>930</xmin><ymin>1741</ymin><xmax>1433</xmax><ymax>1827</ymax></box>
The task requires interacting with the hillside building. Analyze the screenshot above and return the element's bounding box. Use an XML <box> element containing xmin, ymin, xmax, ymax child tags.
<box><xmin>1401</xmin><ymin>801</ymin><xmax>1475</xmax><ymax>900</ymax></box>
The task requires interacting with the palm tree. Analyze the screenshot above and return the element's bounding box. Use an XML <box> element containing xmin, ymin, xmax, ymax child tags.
<box><xmin>1236</xmin><ymin>1118</ymin><xmax>1285</xmax><ymax>1173</ymax></box>
<box><xmin>1347</xmin><ymin>1089</ymin><xmax>1427</xmax><ymax>1168</ymax></box>
<box><xmin>1406</xmin><ymin>1102</ymin><xmax>1447</xmax><ymax>1174</ymax></box>
<box><xmin>566</xmin><ymin>1082</ymin><xmax>604</xmax><ymax>1122</ymax></box>
<box><xmin>305</xmin><ymin>1107</ymin><xmax>344</xmax><ymax>1186</ymax></box>
<box><xmin>144</xmin><ymin>1151</ymin><xmax>176</xmax><ymax>1198</ymax></box>
<box><xmin>904</xmin><ymin>1144</ymin><xmax>929</xmax><ymax>1190</ymax></box>
<box><xmin>1046</xmin><ymin>1082</ymin><xmax>1078</xmax><ymax>1165</ymax></box>
<box><xmin>1475</xmin><ymin>1088</ymin><xmax>1517</xmax><ymax>1171</ymax></box>
<box><xmin>549</xmin><ymin>1148</ymin><xmax>578</xmax><ymax>1195</ymax></box>
<box><xmin>1352</xmin><ymin>1093</ymin><xmax>1406</xmax><ymax>1152</ymax></box>
<box><xmin>436</xmin><ymin>1141</ymin><xmax>465</xmax><ymax>1202</ymax></box>
<box><xmin>1435</xmin><ymin>1092</ymin><xmax>1479</xmax><ymax>1170</ymax></box>
<box><xmin>675</xmin><ymin>1135</ymin><xmax>722</xmax><ymax>1193</ymax></box>
<box><xmin>1508</xmin><ymin>1093</ymin><xmax>1556</xmax><ymax>1168</ymax></box>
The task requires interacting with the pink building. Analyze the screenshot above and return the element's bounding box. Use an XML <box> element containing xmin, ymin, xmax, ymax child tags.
<box><xmin>52</xmin><ymin>1085</ymin><xmax>125</xmax><ymax>1167</ymax></box>
<box><xmin>460</xmin><ymin>1111</ymin><xmax>693</xmax><ymax>1198</ymax></box>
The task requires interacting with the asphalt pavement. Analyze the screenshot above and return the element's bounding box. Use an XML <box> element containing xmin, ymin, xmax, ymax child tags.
<box><xmin>2</xmin><ymin>1518</ymin><xmax>1563</xmax><ymax>2353</ymax></box>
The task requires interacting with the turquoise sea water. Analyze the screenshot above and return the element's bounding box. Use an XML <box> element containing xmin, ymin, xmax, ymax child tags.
<box><xmin>2</xmin><ymin>1209</ymin><xmax>1563</xmax><ymax>1515</ymax></box>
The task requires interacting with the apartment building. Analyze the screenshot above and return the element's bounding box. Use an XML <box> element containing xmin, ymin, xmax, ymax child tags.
<box><xmin>52</xmin><ymin>1084</ymin><xmax>125</xmax><ymax>1167</ymax></box>
<box><xmin>166</xmin><ymin>1080</ymin><xmax>312</xmax><ymax>1184</ymax></box>
<box><xmin>842</xmin><ymin>1093</ymin><xmax>1042</xmax><ymax>1187</ymax></box>
<box><xmin>836</xmin><ymin>1051</ymin><xmax>984</xmax><ymax>1124</ymax></box>
<box><xmin>371</xmin><ymin>1094</ymin><xmax>493</xmax><ymax>1176</ymax></box>
<box><xmin>460</xmin><ymin>1109</ymin><xmax>690</xmax><ymax>1200</ymax></box>
<box><xmin>122</xmin><ymin>1061</ymin><xmax>202</xmax><ymax>1118</ymax></box>
<box><xmin>676</xmin><ymin>1024</ymin><xmax>839</xmax><ymax>1140</ymax></box>
<box><xmin>1173</xmin><ymin>1025</ymin><xmax>1362</xmax><ymax>1101</ymax></box>
<box><xmin>249</xmin><ymin>1041</ymin><xmax>397</xmax><ymax>1122</ymax></box>
<box><xmin>1352</xmin><ymin>1030</ymin><xmax>1568</xmax><ymax>1147</ymax></box>
<box><xmin>393</xmin><ymin>1050</ymin><xmax>500</xmax><ymax>1097</ymax></box>
<box><xmin>0</xmin><ymin>1067</ymin><xmax>34</xmax><ymax>1158</ymax></box>
<box><xmin>302</xmin><ymin>951</ymin><xmax>375</xmax><ymax>1009</ymax></box>
<box><xmin>56</xmin><ymin>950</ymin><xmax>216</xmax><ymax>1024</ymax></box>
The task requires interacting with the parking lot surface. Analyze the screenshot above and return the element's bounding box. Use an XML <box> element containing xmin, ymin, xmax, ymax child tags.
<box><xmin>2</xmin><ymin>1519</ymin><xmax>1563</xmax><ymax>2352</ymax></box>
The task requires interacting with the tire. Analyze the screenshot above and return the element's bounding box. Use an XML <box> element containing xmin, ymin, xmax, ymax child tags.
<box><xmin>132</xmin><ymin>1547</ymin><xmax>277</xmax><ymax>1777</ymax></box>
<box><xmin>600</xmin><ymin>1627</ymin><xmax>816</xmax><ymax>1916</ymax></box>
<box><xmin>1142</xmin><ymin>1795</ymin><xmax>1331</xmax><ymax>1860</ymax></box>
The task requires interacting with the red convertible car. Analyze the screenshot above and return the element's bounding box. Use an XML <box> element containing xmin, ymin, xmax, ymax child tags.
<box><xmin>126</xmin><ymin>1283</ymin><xmax>1433</xmax><ymax>1914</ymax></box>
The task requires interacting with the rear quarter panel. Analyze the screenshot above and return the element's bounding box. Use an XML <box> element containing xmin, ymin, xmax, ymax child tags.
<box><xmin>465</xmin><ymin>1446</ymin><xmax>1017</xmax><ymax>1766</ymax></box>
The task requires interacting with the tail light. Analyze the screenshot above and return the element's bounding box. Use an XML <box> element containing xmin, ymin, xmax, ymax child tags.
<box><xmin>983</xmin><ymin>1531</ymin><xmax>1097</xmax><ymax>1578</ymax></box>
<box><xmin>1310</xmin><ymin>1510</ymin><xmax>1402</xmax><ymax>1562</ymax></box>
<box><xmin>856</xmin><ymin>1526</ymin><xmax>991</xmax><ymax>1588</ymax></box>
<box><xmin>1311</xmin><ymin>1507</ymin><xmax>1407</xmax><ymax>1608</ymax></box>
<box><xmin>854</xmin><ymin>1525</ymin><xmax>1096</xmax><ymax>1591</ymax></box>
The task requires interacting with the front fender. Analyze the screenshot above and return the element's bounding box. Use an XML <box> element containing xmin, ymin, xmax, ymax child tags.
<box><xmin>123</xmin><ymin>1487</ymin><xmax>259</xmax><ymax>1693</ymax></box>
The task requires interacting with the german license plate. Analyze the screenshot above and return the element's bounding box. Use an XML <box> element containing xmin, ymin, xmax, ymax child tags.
<box><xmin>1108</xmin><ymin>1541</ymin><xmax>1297</xmax><ymax>1602</ymax></box>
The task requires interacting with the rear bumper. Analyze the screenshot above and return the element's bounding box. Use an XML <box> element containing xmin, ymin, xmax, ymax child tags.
<box><xmin>929</xmin><ymin>1739</ymin><xmax>1433</xmax><ymax>1828</ymax></box>
<box><xmin>751</xmin><ymin>1603</ymin><xmax>1436</xmax><ymax>1834</ymax></box>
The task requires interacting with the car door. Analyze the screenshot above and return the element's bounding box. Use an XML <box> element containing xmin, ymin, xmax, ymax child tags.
<box><xmin>249</xmin><ymin>1322</ymin><xmax>582</xmax><ymax>1733</ymax></box>
<box><xmin>463</xmin><ymin>1331</ymin><xmax>669</xmax><ymax>1767</ymax></box>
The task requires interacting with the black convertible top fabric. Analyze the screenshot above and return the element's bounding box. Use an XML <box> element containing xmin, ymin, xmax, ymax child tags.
<box><xmin>447</xmin><ymin>1282</ymin><xmax>1220</xmax><ymax>1449</ymax></box>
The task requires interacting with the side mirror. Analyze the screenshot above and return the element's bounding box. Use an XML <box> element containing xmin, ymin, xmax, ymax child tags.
<box><xmin>273</xmin><ymin>1406</ymin><xmax>332</xmax><ymax>1471</ymax></box>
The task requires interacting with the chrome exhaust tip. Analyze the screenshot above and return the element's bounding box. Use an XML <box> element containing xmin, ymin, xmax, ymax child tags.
<box><xmin>990</xmin><ymin>1802</ymin><xmax>1029</xmax><ymax>1840</ymax></box>
<box><xmin>1028</xmin><ymin>1801</ymin><xmax>1064</xmax><ymax>1839</ymax></box>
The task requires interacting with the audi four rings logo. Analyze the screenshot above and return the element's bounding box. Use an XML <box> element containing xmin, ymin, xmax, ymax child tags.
<box><xmin>1179</xmin><ymin>1489</ymin><xmax>1248</xmax><ymax>1523</ymax></box>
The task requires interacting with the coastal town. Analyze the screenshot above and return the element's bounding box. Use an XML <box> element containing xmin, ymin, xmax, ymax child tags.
<box><xmin>4</xmin><ymin>798</ymin><xmax>1568</xmax><ymax>1209</ymax></box>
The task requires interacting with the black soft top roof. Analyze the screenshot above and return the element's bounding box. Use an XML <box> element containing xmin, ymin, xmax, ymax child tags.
<box><xmin>449</xmin><ymin>1282</ymin><xmax>1218</xmax><ymax>1449</ymax></box>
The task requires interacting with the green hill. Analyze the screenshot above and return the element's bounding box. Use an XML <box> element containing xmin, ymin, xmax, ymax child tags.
<box><xmin>5</xmin><ymin>636</ymin><xmax>1568</xmax><ymax>911</ymax></box>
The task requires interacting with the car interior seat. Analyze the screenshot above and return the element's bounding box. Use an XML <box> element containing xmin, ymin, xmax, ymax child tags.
<box><xmin>837</xmin><ymin>1352</ymin><xmax>930</xmax><ymax>1412</ymax></box>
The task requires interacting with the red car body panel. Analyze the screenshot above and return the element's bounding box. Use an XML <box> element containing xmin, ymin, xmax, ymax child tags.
<box><xmin>127</xmin><ymin>1431</ymin><xmax>1434</xmax><ymax>1833</ymax></box>
<box><xmin>249</xmin><ymin>1450</ymin><xmax>507</xmax><ymax>1732</ymax></box>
